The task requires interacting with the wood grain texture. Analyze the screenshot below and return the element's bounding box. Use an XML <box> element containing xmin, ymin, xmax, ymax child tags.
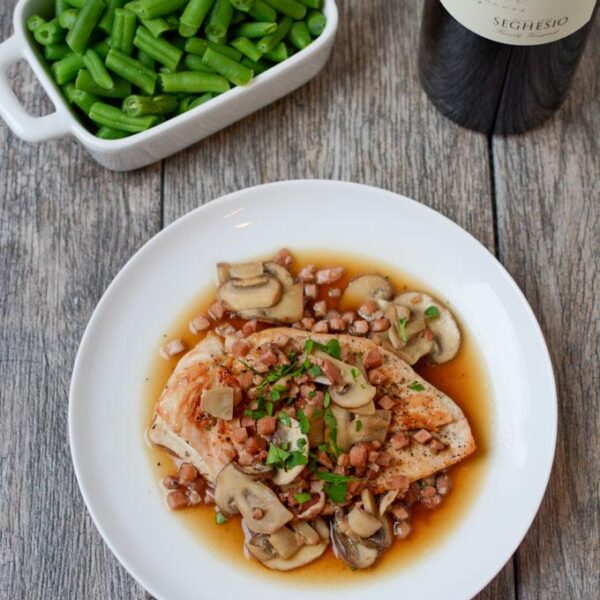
<box><xmin>0</xmin><ymin>3</ymin><xmax>161</xmax><ymax>600</ymax></box>
<box><xmin>492</xmin><ymin>16</ymin><xmax>600</xmax><ymax>600</ymax></box>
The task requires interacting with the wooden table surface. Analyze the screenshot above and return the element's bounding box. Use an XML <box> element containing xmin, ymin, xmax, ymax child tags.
<box><xmin>1</xmin><ymin>1</ymin><xmax>598</xmax><ymax>599</ymax></box>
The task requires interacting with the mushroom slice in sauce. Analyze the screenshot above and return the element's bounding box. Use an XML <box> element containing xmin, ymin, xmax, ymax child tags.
<box><xmin>314</xmin><ymin>352</ymin><xmax>376</xmax><ymax>410</ymax></box>
<box><xmin>291</xmin><ymin>520</ymin><xmax>321</xmax><ymax>545</ymax></box>
<box><xmin>243</xmin><ymin>520</ymin><xmax>329</xmax><ymax>571</ymax></box>
<box><xmin>200</xmin><ymin>387</ymin><xmax>235</xmax><ymax>420</ymax></box>
<box><xmin>378</xmin><ymin>490</ymin><xmax>399</xmax><ymax>516</ymax></box>
<box><xmin>272</xmin><ymin>418</ymin><xmax>309</xmax><ymax>486</ymax></box>
<box><xmin>264</xmin><ymin>262</ymin><xmax>295</xmax><ymax>289</ymax></box>
<box><xmin>236</xmin><ymin>463</ymin><xmax>274</xmax><ymax>479</ymax></box>
<box><xmin>347</xmin><ymin>506</ymin><xmax>383</xmax><ymax>538</ymax></box>
<box><xmin>218</xmin><ymin>275</ymin><xmax>283</xmax><ymax>311</ymax></box>
<box><xmin>239</xmin><ymin>283</ymin><xmax>304</xmax><ymax>324</ymax></box>
<box><xmin>395</xmin><ymin>292</ymin><xmax>461</xmax><ymax>364</ymax></box>
<box><xmin>215</xmin><ymin>464</ymin><xmax>292</xmax><ymax>534</ymax></box>
<box><xmin>341</xmin><ymin>274</ymin><xmax>393</xmax><ymax>307</ymax></box>
<box><xmin>330</xmin><ymin>509</ymin><xmax>380</xmax><ymax>569</ymax></box>
<box><xmin>217</xmin><ymin>261</ymin><xmax>264</xmax><ymax>284</ymax></box>
<box><xmin>269</xmin><ymin>526</ymin><xmax>303</xmax><ymax>559</ymax></box>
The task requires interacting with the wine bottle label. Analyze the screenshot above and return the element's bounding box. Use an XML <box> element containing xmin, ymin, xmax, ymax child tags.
<box><xmin>439</xmin><ymin>0</ymin><xmax>596</xmax><ymax>45</ymax></box>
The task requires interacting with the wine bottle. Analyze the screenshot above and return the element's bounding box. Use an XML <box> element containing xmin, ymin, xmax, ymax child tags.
<box><xmin>418</xmin><ymin>0</ymin><xmax>598</xmax><ymax>134</ymax></box>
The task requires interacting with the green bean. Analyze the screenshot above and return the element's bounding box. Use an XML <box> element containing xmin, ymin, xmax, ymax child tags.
<box><xmin>83</xmin><ymin>48</ymin><xmax>115</xmax><ymax>89</ymax></box>
<box><xmin>201</xmin><ymin>47</ymin><xmax>252</xmax><ymax>85</ymax></box>
<box><xmin>233</xmin><ymin>21</ymin><xmax>276</xmax><ymax>38</ymax></box>
<box><xmin>76</xmin><ymin>69</ymin><xmax>132</xmax><ymax>96</ymax></box>
<box><xmin>240</xmin><ymin>56</ymin><xmax>269</xmax><ymax>75</ymax></box>
<box><xmin>177</xmin><ymin>91</ymin><xmax>212</xmax><ymax>113</ymax></box>
<box><xmin>134</xmin><ymin>26</ymin><xmax>182</xmax><ymax>70</ymax></box>
<box><xmin>106</xmin><ymin>48</ymin><xmax>158</xmax><ymax>94</ymax></box>
<box><xmin>66</xmin><ymin>0</ymin><xmax>106</xmax><ymax>54</ymax></box>
<box><xmin>59</xmin><ymin>9</ymin><xmax>79</xmax><ymax>29</ymax></box>
<box><xmin>306</xmin><ymin>9</ymin><xmax>325</xmax><ymax>36</ymax></box>
<box><xmin>96</xmin><ymin>125</ymin><xmax>131</xmax><ymax>138</ymax></box>
<box><xmin>230</xmin><ymin>37</ymin><xmax>261</xmax><ymax>62</ymax></box>
<box><xmin>166</xmin><ymin>15</ymin><xmax>180</xmax><ymax>28</ymax></box>
<box><xmin>89</xmin><ymin>102</ymin><xmax>161</xmax><ymax>131</ymax></box>
<box><xmin>256</xmin><ymin>16</ymin><xmax>291</xmax><ymax>53</ymax></box>
<box><xmin>126</xmin><ymin>0</ymin><xmax>188</xmax><ymax>19</ymax></box>
<box><xmin>189</xmin><ymin>92</ymin><xmax>213</xmax><ymax>108</ymax></box>
<box><xmin>99</xmin><ymin>0</ymin><xmax>126</xmax><ymax>32</ymax></box>
<box><xmin>205</xmin><ymin>0</ymin><xmax>233</xmax><ymax>43</ymax></box>
<box><xmin>288</xmin><ymin>21</ymin><xmax>311</xmax><ymax>50</ymax></box>
<box><xmin>262</xmin><ymin>0</ymin><xmax>306</xmax><ymax>20</ymax></box>
<box><xmin>247</xmin><ymin>0</ymin><xmax>276</xmax><ymax>22</ymax></box>
<box><xmin>122</xmin><ymin>94</ymin><xmax>178</xmax><ymax>115</ymax></box>
<box><xmin>297</xmin><ymin>0</ymin><xmax>321</xmax><ymax>8</ymax></box>
<box><xmin>263</xmin><ymin>41</ymin><xmax>287</xmax><ymax>62</ymax></box>
<box><xmin>159</xmin><ymin>70</ymin><xmax>230</xmax><ymax>92</ymax></box>
<box><xmin>111</xmin><ymin>8</ymin><xmax>137</xmax><ymax>54</ymax></box>
<box><xmin>179</xmin><ymin>0</ymin><xmax>215</xmax><ymax>37</ymax></box>
<box><xmin>64</xmin><ymin>0</ymin><xmax>86</xmax><ymax>7</ymax></box>
<box><xmin>63</xmin><ymin>82</ymin><xmax>100</xmax><ymax>113</ymax></box>
<box><xmin>228</xmin><ymin>0</ymin><xmax>253</xmax><ymax>10</ymax></box>
<box><xmin>92</xmin><ymin>39</ymin><xmax>111</xmax><ymax>58</ymax></box>
<box><xmin>35</xmin><ymin>20</ymin><xmax>66</xmax><ymax>45</ymax></box>
<box><xmin>184</xmin><ymin>38</ymin><xmax>242</xmax><ymax>61</ymax></box>
<box><xmin>45</xmin><ymin>42</ymin><xmax>71</xmax><ymax>61</ymax></box>
<box><xmin>51</xmin><ymin>52</ymin><xmax>84</xmax><ymax>84</ymax></box>
<box><xmin>137</xmin><ymin>49</ymin><xmax>156</xmax><ymax>69</ymax></box>
<box><xmin>27</xmin><ymin>15</ymin><xmax>47</xmax><ymax>32</ymax></box>
<box><xmin>141</xmin><ymin>17</ymin><xmax>171</xmax><ymax>37</ymax></box>
<box><xmin>56</xmin><ymin>0</ymin><xmax>71</xmax><ymax>16</ymax></box>
<box><xmin>183</xmin><ymin>53</ymin><xmax>217</xmax><ymax>72</ymax></box>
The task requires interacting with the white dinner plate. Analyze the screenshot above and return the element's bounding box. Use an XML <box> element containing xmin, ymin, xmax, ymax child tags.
<box><xmin>69</xmin><ymin>180</ymin><xmax>556</xmax><ymax>600</ymax></box>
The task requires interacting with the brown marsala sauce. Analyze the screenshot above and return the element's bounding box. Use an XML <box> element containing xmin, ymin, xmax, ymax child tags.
<box><xmin>143</xmin><ymin>250</ymin><xmax>492</xmax><ymax>584</ymax></box>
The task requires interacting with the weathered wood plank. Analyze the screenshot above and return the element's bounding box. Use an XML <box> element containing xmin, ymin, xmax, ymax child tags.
<box><xmin>492</xmin><ymin>18</ymin><xmax>600</xmax><ymax>600</ymax></box>
<box><xmin>164</xmin><ymin>1</ymin><xmax>511</xmax><ymax>599</ymax></box>
<box><xmin>0</xmin><ymin>3</ymin><xmax>162</xmax><ymax>599</ymax></box>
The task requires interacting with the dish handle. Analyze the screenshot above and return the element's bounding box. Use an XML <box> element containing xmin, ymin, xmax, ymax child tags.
<box><xmin>0</xmin><ymin>35</ymin><xmax>71</xmax><ymax>142</ymax></box>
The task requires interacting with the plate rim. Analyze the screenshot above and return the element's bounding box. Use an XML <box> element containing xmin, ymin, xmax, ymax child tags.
<box><xmin>69</xmin><ymin>179</ymin><xmax>557</xmax><ymax>600</ymax></box>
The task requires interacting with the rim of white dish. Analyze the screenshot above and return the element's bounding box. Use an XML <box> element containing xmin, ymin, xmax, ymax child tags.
<box><xmin>69</xmin><ymin>179</ymin><xmax>557</xmax><ymax>600</ymax></box>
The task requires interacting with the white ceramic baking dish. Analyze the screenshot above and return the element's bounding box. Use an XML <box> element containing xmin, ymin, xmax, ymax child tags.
<box><xmin>0</xmin><ymin>0</ymin><xmax>338</xmax><ymax>170</ymax></box>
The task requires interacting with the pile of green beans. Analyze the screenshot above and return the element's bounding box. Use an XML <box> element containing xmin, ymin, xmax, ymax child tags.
<box><xmin>28</xmin><ymin>0</ymin><xmax>327</xmax><ymax>139</ymax></box>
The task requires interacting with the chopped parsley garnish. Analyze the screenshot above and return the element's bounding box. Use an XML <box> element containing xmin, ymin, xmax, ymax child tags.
<box><xmin>408</xmin><ymin>381</ymin><xmax>425</xmax><ymax>391</ymax></box>
<box><xmin>308</xmin><ymin>390</ymin><xmax>316</xmax><ymax>398</ymax></box>
<box><xmin>215</xmin><ymin>512</ymin><xmax>228</xmax><ymax>525</ymax></box>
<box><xmin>266</xmin><ymin>443</ymin><xmax>307</xmax><ymax>470</ymax></box>
<box><xmin>304</xmin><ymin>338</ymin><xmax>341</xmax><ymax>359</ymax></box>
<box><xmin>278</xmin><ymin>412</ymin><xmax>292</xmax><ymax>427</ymax></box>
<box><xmin>271</xmin><ymin>384</ymin><xmax>287</xmax><ymax>401</ymax></box>
<box><xmin>297</xmin><ymin>408</ymin><xmax>310</xmax><ymax>435</ymax></box>
<box><xmin>323</xmin><ymin>390</ymin><xmax>331</xmax><ymax>408</ymax></box>
<box><xmin>297</xmin><ymin>438</ymin><xmax>307</xmax><ymax>450</ymax></box>
<box><xmin>424</xmin><ymin>305</ymin><xmax>440</xmax><ymax>320</ymax></box>
<box><xmin>350</xmin><ymin>368</ymin><xmax>359</xmax><ymax>380</ymax></box>
<box><xmin>293</xmin><ymin>492</ymin><xmax>312</xmax><ymax>504</ymax></box>
<box><xmin>265</xmin><ymin>401</ymin><xmax>274</xmax><ymax>416</ymax></box>
<box><xmin>236</xmin><ymin>359</ymin><xmax>260</xmax><ymax>375</ymax></box>
<box><xmin>316</xmin><ymin>472</ymin><xmax>360</xmax><ymax>504</ymax></box>
<box><xmin>324</xmin><ymin>406</ymin><xmax>339</xmax><ymax>456</ymax></box>
<box><xmin>318</xmin><ymin>443</ymin><xmax>328</xmax><ymax>453</ymax></box>
<box><xmin>397</xmin><ymin>317</ymin><xmax>408</xmax><ymax>342</ymax></box>
<box><xmin>243</xmin><ymin>396</ymin><xmax>267</xmax><ymax>420</ymax></box>
<box><xmin>307</xmin><ymin>364</ymin><xmax>323</xmax><ymax>378</ymax></box>
<box><xmin>355</xmin><ymin>419</ymin><xmax>363</xmax><ymax>432</ymax></box>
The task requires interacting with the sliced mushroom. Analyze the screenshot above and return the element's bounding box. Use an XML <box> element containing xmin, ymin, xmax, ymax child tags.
<box><xmin>264</xmin><ymin>262</ymin><xmax>295</xmax><ymax>289</ymax></box>
<box><xmin>351</xmin><ymin>400</ymin><xmax>376</xmax><ymax>416</ymax></box>
<box><xmin>396</xmin><ymin>332</ymin><xmax>436</xmax><ymax>365</ymax></box>
<box><xmin>237</xmin><ymin>463</ymin><xmax>274</xmax><ymax>479</ymax></box>
<box><xmin>239</xmin><ymin>283</ymin><xmax>304</xmax><ymax>324</ymax></box>
<box><xmin>361</xmin><ymin>489</ymin><xmax>378</xmax><ymax>515</ymax></box>
<box><xmin>243</xmin><ymin>520</ymin><xmax>328</xmax><ymax>571</ymax></box>
<box><xmin>395</xmin><ymin>292</ymin><xmax>461</xmax><ymax>363</ymax></box>
<box><xmin>368</xmin><ymin>514</ymin><xmax>393</xmax><ymax>549</ymax></box>
<box><xmin>217</xmin><ymin>261</ymin><xmax>264</xmax><ymax>284</ymax></box>
<box><xmin>313</xmin><ymin>517</ymin><xmax>330</xmax><ymax>540</ymax></box>
<box><xmin>297</xmin><ymin>491</ymin><xmax>326</xmax><ymax>520</ymax></box>
<box><xmin>200</xmin><ymin>387</ymin><xmax>235</xmax><ymax>420</ymax></box>
<box><xmin>272</xmin><ymin>418</ymin><xmax>309</xmax><ymax>486</ymax></box>
<box><xmin>330</xmin><ymin>509</ymin><xmax>380</xmax><ymax>569</ymax></box>
<box><xmin>314</xmin><ymin>352</ymin><xmax>376</xmax><ymax>410</ymax></box>
<box><xmin>269</xmin><ymin>526</ymin><xmax>302</xmax><ymax>559</ymax></box>
<box><xmin>347</xmin><ymin>506</ymin><xmax>382</xmax><ymax>538</ymax></box>
<box><xmin>218</xmin><ymin>276</ymin><xmax>282</xmax><ymax>311</ymax></box>
<box><xmin>215</xmin><ymin>464</ymin><xmax>293</xmax><ymax>534</ymax></box>
<box><xmin>342</xmin><ymin>274</ymin><xmax>393</xmax><ymax>307</ymax></box>
<box><xmin>378</xmin><ymin>490</ymin><xmax>399</xmax><ymax>516</ymax></box>
<box><xmin>290</xmin><ymin>520</ymin><xmax>320</xmax><ymax>545</ymax></box>
<box><xmin>349</xmin><ymin>410</ymin><xmax>392</xmax><ymax>445</ymax></box>
<box><xmin>329</xmin><ymin>404</ymin><xmax>352</xmax><ymax>452</ymax></box>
